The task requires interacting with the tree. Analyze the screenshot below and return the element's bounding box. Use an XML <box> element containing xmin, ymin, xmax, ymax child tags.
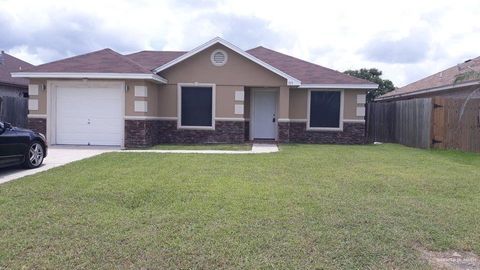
<box><xmin>454</xmin><ymin>70</ymin><xmax>480</xmax><ymax>84</ymax></box>
<box><xmin>343</xmin><ymin>68</ymin><xmax>395</xmax><ymax>102</ymax></box>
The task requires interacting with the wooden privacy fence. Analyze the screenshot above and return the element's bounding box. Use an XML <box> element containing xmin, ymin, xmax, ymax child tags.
<box><xmin>432</xmin><ymin>97</ymin><xmax>480</xmax><ymax>152</ymax></box>
<box><xmin>368</xmin><ymin>96</ymin><xmax>480</xmax><ymax>152</ymax></box>
<box><xmin>0</xmin><ymin>96</ymin><xmax>28</xmax><ymax>128</ymax></box>
<box><xmin>367</xmin><ymin>98</ymin><xmax>432</xmax><ymax>149</ymax></box>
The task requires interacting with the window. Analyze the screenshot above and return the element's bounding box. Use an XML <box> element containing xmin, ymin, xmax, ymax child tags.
<box><xmin>308</xmin><ymin>90</ymin><xmax>343</xmax><ymax>130</ymax></box>
<box><xmin>179</xmin><ymin>85</ymin><xmax>214</xmax><ymax>128</ymax></box>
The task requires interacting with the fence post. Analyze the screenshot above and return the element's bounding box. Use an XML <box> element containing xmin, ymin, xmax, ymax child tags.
<box><xmin>431</xmin><ymin>97</ymin><xmax>445</xmax><ymax>149</ymax></box>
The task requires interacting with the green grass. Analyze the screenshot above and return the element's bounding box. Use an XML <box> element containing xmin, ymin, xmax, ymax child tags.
<box><xmin>1</xmin><ymin>144</ymin><xmax>479</xmax><ymax>269</ymax></box>
<box><xmin>149</xmin><ymin>143</ymin><xmax>252</xmax><ymax>151</ymax></box>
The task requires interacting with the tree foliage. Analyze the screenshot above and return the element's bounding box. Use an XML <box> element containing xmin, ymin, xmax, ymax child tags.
<box><xmin>454</xmin><ymin>70</ymin><xmax>480</xmax><ymax>84</ymax></box>
<box><xmin>344</xmin><ymin>68</ymin><xmax>395</xmax><ymax>102</ymax></box>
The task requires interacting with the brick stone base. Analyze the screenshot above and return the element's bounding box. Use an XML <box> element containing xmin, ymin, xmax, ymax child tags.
<box><xmin>125</xmin><ymin>120</ymin><xmax>246</xmax><ymax>148</ymax></box>
<box><xmin>125</xmin><ymin>119</ymin><xmax>365</xmax><ymax>148</ymax></box>
<box><xmin>125</xmin><ymin>120</ymin><xmax>157</xmax><ymax>148</ymax></box>
<box><xmin>289</xmin><ymin>122</ymin><xmax>366</xmax><ymax>144</ymax></box>
<box><xmin>156</xmin><ymin>120</ymin><xmax>245</xmax><ymax>144</ymax></box>
<box><xmin>27</xmin><ymin>118</ymin><xmax>47</xmax><ymax>135</ymax></box>
<box><xmin>278</xmin><ymin>122</ymin><xmax>290</xmax><ymax>143</ymax></box>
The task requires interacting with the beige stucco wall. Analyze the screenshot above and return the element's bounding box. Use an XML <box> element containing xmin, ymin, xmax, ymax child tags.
<box><xmin>25</xmin><ymin>45</ymin><xmax>367</xmax><ymax>125</ymax></box>
<box><xmin>157</xmin><ymin>84</ymin><xmax>247</xmax><ymax>119</ymax></box>
<box><xmin>159</xmin><ymin>44</ymin><xmax>287</xmax><ymax>86</ymax></box>
<box><xmin>28</xmin><ymin>79</ymin><xmax>48</xmax><ymax>115</ymax></box>
<box><xmin>289</xmin><ymin>88</ymin><xmax>307</xmax><ymax>119</ymax></box>
<box><xmin>216</xmin><ymin>85</ymin><xmax>245</xmax><ymax>118</ymax></box>
<box><xmin>27</xmin><ymin>78</ymin><xmax>163</xmax><ymax>118</ymax></box>
<box><xmin>156</xmin><ymin>44</ymin><xmax>288</xmax><ymax>119</ymax></box>
<box><xmin>157</xmin><ymin>84</ymin><xmax>177</xmax><ymax>118</ymax></box>
<box><xmin>125</xmin><ymin>80</ymin><xmax>161</xmax><ymax>117</ymax></box>
<box><xmin>344</xmin><ymin>89</ymin><xmax>368</xmax><ymax>120</ymax></box>
<box><xmin>289</xmin><ymin>88</ymin><xmax>368</xmax><ymax>120</ymax></box>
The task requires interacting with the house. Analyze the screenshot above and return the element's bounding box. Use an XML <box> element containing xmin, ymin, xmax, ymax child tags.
<box><xmin>0</xmin><ymin>51</ymin><xmax>34</xmax><ymax>97</ymax></box>
<box><xmin>12</xmin><ymin>38</ymin><xmax>377</xmax><ymax>148</ymax></box>
<box><xmin>377</xmin><ymin>56</ymin><xmax>480</xmax><ymax>102</ymax></box>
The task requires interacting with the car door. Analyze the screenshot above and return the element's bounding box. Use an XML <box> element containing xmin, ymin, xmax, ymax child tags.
<box><xmin>0</xmin><ymin>123</ymin><xmax>25</xmax><ymax>167</ymax></box>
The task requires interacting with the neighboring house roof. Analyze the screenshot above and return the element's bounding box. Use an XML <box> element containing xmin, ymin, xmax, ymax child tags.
<box><xmin>378</xmin><ymin>56</ymin><xmax>480</xmax><ymax>101</ymax></box>
<box><xmin>0</xmin><ymin>51</ymin><xmax>34</xmax><ymax>87</ymax></box>
<box><xmin>125</xmin><ymin>51</ymin><xmax>187</xmax><ymax>71</ymax></box>
<box><xmin>247</xmin><ymin>46</ymin><xmax>375</xmax><ymax>87</ymax></box>
<box><xmin>11</xmin><ymin>37</ymin><xmax>378</xmax><ymax>88</ymax></box>
<box><xmin>12</xmin><ymin>49</ymin><xmax>167</xmax><ymax>83</ymax></box>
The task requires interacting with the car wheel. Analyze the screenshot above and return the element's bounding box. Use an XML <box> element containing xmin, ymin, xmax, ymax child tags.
<box><xmin>23</xmin><ymin>142</ymin><xmax>45</xmax><ymax>169</ymax></box>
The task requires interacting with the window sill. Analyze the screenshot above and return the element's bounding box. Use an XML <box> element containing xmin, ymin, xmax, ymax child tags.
<box><xmin>306</xmin><ymin>127</ymin><xmax>343</xmax><ymax>132</ymax></box>
<box><xmin>178</xmin><ymin>125</ymin><xmax>215</xmax><ymax>131</ymax></box>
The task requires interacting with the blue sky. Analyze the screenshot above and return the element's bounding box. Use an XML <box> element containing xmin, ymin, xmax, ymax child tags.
<box><xmin>1</xmin><ymin>0</ymin><xmax>479</xmax><ymax>86</ymax></box>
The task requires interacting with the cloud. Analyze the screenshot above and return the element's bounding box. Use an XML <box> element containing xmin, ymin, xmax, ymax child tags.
<box><xmin>0</xmin><ymin>8</ymin><xmax>147</xmax><ymax>64</ymax></box>
<box><xmin>361</xmin><ymin>29</ymin><xmax>431</xmax><ymax>64</ymax></box>
<box><xmin>0</xmin><ymin>0</ymin><xmax>480</xmax><ymax>87</ymax></box>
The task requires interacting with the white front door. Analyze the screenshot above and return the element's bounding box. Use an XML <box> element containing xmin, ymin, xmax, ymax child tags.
<box><xmin>56</xmin><ymin>86</ymin><xmax>123</xmax><ymax>146</ymax></box>
<box><xmin>252</xmin><ymin>90</ymin><xmax>277</xmax><ymax>139</ymax></box>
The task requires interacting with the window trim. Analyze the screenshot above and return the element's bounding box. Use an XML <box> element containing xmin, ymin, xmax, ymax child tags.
<box><xmin>307</xmin><ymin>89</ymin><xmax>344</xmax><ymax>131</ymax></box>
<box><xmin>177</xmin><ymin>83</ymin><xmax>216</xmax><ymax>130</ymax></box>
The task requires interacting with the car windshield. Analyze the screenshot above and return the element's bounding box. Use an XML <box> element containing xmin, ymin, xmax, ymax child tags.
<box><xmin>0</xmin><ymin>122</ymin><xmax>3</xmax><ymax>129</ymax></box>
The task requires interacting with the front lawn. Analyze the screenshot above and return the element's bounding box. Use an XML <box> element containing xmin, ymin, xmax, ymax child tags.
<box><xmin>0</xmin><ymin>144</ymin><xmax>479</xmax><ymax>269</ymax></box>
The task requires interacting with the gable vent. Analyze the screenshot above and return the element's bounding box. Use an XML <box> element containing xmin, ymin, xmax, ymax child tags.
<box><xmin>211</xmin><ymin>49</ymin><xmax>228</xmax><ymax>66</ymax></box>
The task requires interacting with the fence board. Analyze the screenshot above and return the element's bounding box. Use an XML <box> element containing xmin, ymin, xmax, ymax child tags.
<box><xmin>439</xmin><ymin>97</ymin><xmax>480</xmax><ymax>152</ymax></box>
<box><xmin>0</xmin><ymin>96</ymin><xmax>28</xmax><ymax>128</ymax></box>
<box><xmin>370</xmin><ymin>96</ymin><xmax>480</xmax><ymax>153</ymax></box>
<box><xmin>367</xmin><ymin>98</ymin><xmax>432</xmax><ymax>149</ymax></box>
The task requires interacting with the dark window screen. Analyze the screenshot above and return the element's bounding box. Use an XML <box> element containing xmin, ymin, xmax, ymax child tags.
<box><xmin>181</xmin><ymin>87</ymin><xmax>213</xmax><ymax>127</ymax></box>
<box><xmin>310</xmin><ymin>91</ymin><xmax>341</xmax><ymax>128</ymax></box>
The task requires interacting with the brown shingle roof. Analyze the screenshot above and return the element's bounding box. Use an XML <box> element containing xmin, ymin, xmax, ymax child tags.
<box><xmin>247</xmin><ymin>46</ymin><xmax>373</xmax><ymax>85</ymax></box>
<box><xmin>125</xmin><ymin>51</ymin><xmax>187</xmax><ymax>71</ymax></box>
<box><xmin>23</xmin><ymin>49</ymin><xmax>153</xmax><ymax>74</ymax></box>
<box><xmin>0</xmin><ymin>51</ymin><xmax>34</xmax><ymax>87</ymax></box>
<box><xmin>14</xmin><ymin>43</ymin><xmax>377</xmax><ymax>87</ymax></box>
<box><xmin>380</xmin><ymin>56</ymin><xmax>480</xmax><ymax>99</ymax></box>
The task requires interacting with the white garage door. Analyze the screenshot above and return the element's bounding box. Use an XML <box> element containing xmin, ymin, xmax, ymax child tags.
<box><xmin>56</xmin><ymin>86</ymin><xmax>123</xmax><ymax>146</ymax></box>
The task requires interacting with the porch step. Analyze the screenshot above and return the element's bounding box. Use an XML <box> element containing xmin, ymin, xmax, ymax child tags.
<box><xmin>251</xmin><ymin>139</ymin><xmax>278</xmax><ymax>144</ymax></box>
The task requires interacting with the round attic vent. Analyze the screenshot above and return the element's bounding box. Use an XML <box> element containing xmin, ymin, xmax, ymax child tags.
<box><xmin>211</xmin><ymin>49</ymin><xmax>228</xmax><ymax>66</ymax></box>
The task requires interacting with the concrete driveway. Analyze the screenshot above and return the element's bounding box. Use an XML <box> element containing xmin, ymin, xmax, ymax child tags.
<box><xmin>0</xmin><ymin>146</ymin><xmax>118</xmax><ymax>185</ymax></box>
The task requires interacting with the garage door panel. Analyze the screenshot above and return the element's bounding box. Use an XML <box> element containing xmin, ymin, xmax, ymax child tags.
<box><xmin>56</xmin><ymin>86</ymin><xmax>123</xmax><ymax>146</ymax></box>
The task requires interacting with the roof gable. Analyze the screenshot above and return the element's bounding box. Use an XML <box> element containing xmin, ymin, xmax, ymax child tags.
<box><xmin>0</xmin><ymin>51</ymin><xmax>34</xmax><ymax>87</ymax></box>
<box><xmin>152</xmin><ymin>37</ymin><xmax>302</xmax><ymax>86</ymax></box>
<box><xmin>158</xmin><ymin>43</ymin><xmax>288</xmax><ymax>86</ymax></box>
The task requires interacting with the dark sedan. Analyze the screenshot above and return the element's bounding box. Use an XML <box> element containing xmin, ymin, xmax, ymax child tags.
<box><xmin>0</xmin><ymin>121</ymin><xmax>47</xmax><ymax>169</ymax></box>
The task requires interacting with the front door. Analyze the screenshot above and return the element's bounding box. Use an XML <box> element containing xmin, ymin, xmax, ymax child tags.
<box><xmin>252</xmin><ymin>90</ymin><xmax>277</xmax><ymax>140</ymax></box>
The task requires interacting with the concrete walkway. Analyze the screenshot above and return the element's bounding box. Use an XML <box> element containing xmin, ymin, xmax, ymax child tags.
<box><xmin>0</xmin><ymin>144</ymin><xmax>278</xmax><ymax>185</ymax></box>
<box><xmin>0</xmin><ymin>146</ymin><xmax>117</xmax><ymax>185</ymax></box>
<box><xmin>120</xmin><ymin>143</ymin><xmax>279</xmax><ymax>154</ymax></box>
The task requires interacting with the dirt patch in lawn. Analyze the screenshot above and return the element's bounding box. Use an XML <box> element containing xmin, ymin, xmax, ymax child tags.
<box><xmin>416</xmin><ymin>246</ymin><xmax>480</xmax><ymax>270</ymax></box>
